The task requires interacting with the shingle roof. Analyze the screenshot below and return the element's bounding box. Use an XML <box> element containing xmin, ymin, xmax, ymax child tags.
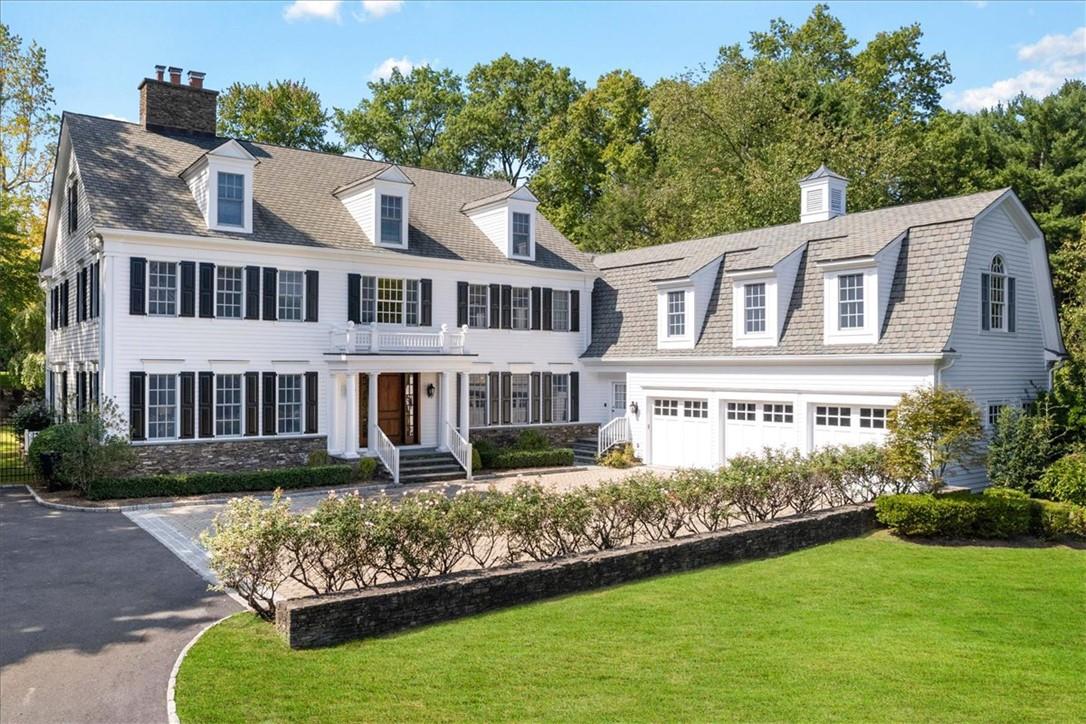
<box><xmin>65</xmin><ymin>113</ymin><xmax>594</xmax><ymax>273</ymax></box>
<box><xmin>586</xmin><ymin>189</ymin><xmax>1010</xmax><ymax>359</ymax></box>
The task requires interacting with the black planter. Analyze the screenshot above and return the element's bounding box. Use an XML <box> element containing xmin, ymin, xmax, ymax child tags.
<box><xmin>38</xmin><ymin>452</ymin><xmax>62</xmax><ymax>491</ymax></box>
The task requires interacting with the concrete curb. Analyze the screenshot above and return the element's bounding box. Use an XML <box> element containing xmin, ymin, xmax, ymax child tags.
<box><xmin>166</xmin><ymin>613</ymin><xmax>235</xmax><ymax>724</ymax></box>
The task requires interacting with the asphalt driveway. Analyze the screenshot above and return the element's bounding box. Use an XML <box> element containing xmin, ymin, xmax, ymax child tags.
<box><xmin>0</xmin><ymin>488</ymin><xmax>238</xmax><ymax>724</ymax></box>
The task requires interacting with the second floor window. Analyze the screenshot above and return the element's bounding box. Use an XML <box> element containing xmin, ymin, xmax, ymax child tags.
<box><xmin>377</xmin><ymin>277</ymin><xmax>404</xmax><ymax>324</ymax></box>
<box><xmin>838</xmin><ymin>273</ymin><xmax>864</xmax><ymax>329</ymax></box>
<box><xmin>468</xmin><ymin>284</ymin><xmax>488</xmax><ymax>328</ymax></box>
<box><xmin>217</xmin><ymin>172</ymin><xmax>244</xmax><ymax>227</ymax></box>
<box><xmin>985</xmin><ymin>256</ymin><xmax>1012</xmax><ymax>331</ymax></box>
<box><xmin>744</xmin><ymin>283</ymin><xmax>766</xmax><ymax>333</ymax></box>
<box><xmin>148</xmin><ymin>261</ymin><xmax>177</xmax><ymax>316</ymax></box>
<box><xmin>511</xmin><ymin>287</ymin><xmax>530</xmax><ymax>329</ymax></box>
<box><xmin>667</xmin><ymin>291</ymin><xmax>685</xmax><ymax>337</ymax></box>
<box><xmin>380</xmin><ymin>194</ymin><xmax>403</xmax><ymax>244</ymax></box>
<box><xmin>512</xmin><ymin>212</ymin><xmax>531</xmax><ymax>256</ymax></box>
<box><xmin>216</xmin><ymin>266</ymin><xmax>243</xmax><ymax>318</ymax></box>
<box><xmin>279</xmin><ymin>270</ymin><xmax>304</xmax><ymax>321</ymax></box>
<box><xmin>552</xmin><ymin>290</ymin><xmax>570</xmax><ymax>331</ymax></box>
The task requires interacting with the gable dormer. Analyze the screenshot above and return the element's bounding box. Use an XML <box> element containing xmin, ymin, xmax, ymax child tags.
<box><xmin>653</xmin><ymin>254</ymin><xmax>723</xmax><ymax>350</ymax></box>
<box><xmin>729</xmin><ymin>245</ymin><xmax>804</xmax><ymax>348</ymax></box>
<box><xmin>818</xmin><ymin>232</ymin><xmax>903</xmax><ymax>345</ymax></box>
<box><xmin>334</xmin><ymin>165</ymin><xmax>413</xmax><ymax>249</ymax></box>
<box><xmin>462</xmin><ymin>186</ymin><xmax>539</xmax><ymax>261</ymax></box>
<box><xmin>799</xmin><ymin>165</ymin><xmax>847</xmax><ymax>224</ymax></box>
<box><xmin>181</xmin><ymin>139</ymin><xmax>257</xmax><ymax>233</ymax></box>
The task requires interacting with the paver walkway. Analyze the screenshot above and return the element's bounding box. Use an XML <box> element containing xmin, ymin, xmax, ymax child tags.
<box><xmin>0</xmin><ymin>487</ymin><xmax>238</xmax><ymax>724</ymax></box>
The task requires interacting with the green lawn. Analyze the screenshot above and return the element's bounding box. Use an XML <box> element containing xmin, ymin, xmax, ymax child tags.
<box><xmin>176</xmin><ymin>534</ymin><xmax>1085</xmax><ymax>723</ymax></box>
<box><xmin>0</xmin><ymin>424</ymin><xmax>33</xmax><ymax>477</ymax></box>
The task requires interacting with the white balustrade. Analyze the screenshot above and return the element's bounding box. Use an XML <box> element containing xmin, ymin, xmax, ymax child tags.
<box><xmin>598</xmin><ymin>415</ymin><xmax>631</xmax><ymax>457</ymax></box>
<box><xmin>373</xmin><ymin>426</ymin><xmax>400</xmax><ymax>484</ymax></box>
<box><xmin>446</xmin><ymin>421</ymin><xmax>473</xmax><ymax>481</ymax></box>
<box><xmin>328</xmin><ymin>322</ymin><xmax>467</xmax><ymax>355</ymax></box>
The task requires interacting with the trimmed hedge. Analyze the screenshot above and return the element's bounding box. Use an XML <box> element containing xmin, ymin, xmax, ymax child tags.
<box><xmin>486</xmin><ymin>448</ymin><xmax>575</xmax><ymax>470</ymax></box>
<box><xmin>88</xmin><ymin>464</ymin><xmax>355</xmax><ymax>501</ymax></box>
<box><xmin>1036</xmin><ymin>451</ymin><xmax>1086</xmax><ymax>506</ymax></box>
<box><xmin>876</xmin><ymin>488</ymin><xmax>1085</xmax><ymax>540</ymax></box>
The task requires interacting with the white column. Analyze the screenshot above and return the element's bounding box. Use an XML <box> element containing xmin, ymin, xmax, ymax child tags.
<box><xmin>438</xmin><ymin>371</ymin><xmax>451</xmax><ymax>450</ymax></box>
<box><xmin>459</xmin><ymin>371</ymin><xmax>470</xmax><ymax>438</ymax></box>
<box><xmin>367</xmin><ymin>371</ymin><xmax>379</xmax><ymax>448</ymax></box>
<box><xmin>342</xmin><ymin>373</ymin><xmax>359</xmax><ymax>459</ymax></box>
<box><xmin>327</xmin><ymin>373</ymin><xmax>342</xmax><ymax>455</ymax></box>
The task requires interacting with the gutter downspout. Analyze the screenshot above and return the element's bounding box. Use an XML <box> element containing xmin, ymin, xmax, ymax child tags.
<box><xmin>935</xmin><ymin>353</ymin><xmax>958</xmax><ymax>387</ymax></box>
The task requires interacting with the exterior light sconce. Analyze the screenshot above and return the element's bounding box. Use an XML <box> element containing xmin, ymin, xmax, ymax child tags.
<box><xmin>628</xmin><ymin>400</ymin><xmax>639</xmax><ymax>417</ymax></box>
<box><xmin>426</xmin><ymin>383</ymin><xmax>436</xmax><ymax>398</ymax></box>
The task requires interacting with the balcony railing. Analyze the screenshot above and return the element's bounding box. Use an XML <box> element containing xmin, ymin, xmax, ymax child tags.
<box><xmin>329</xmin><ymin>322</ymin><xmax>468</xmax><ymax>355</ymax></box>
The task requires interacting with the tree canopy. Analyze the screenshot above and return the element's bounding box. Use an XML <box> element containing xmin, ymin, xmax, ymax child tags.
<box><xmin>217</xmin><ymin>79</ymin><xmax>340</xmax><ymax>152</ymax></box>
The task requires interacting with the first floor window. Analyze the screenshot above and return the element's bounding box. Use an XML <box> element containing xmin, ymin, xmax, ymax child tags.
<box><xmin>859</xmin><ymin>407</ymin><xmax>889</xmax><ymax>429</ymax></box>
<box><xmin>838</xmin><ymin>273</ymin><xmax>864</xmax><ymax>329</ymax></box>
<box><xmin>377</xmin><ymin>278</ymin><xmax>404</xmax><ymax>324</ymax></box>
<box><xmin>512</xmin><ymin>212</ymin><xmax>531</xmax><ymax>256</ymax></box>
<box><xmin>278</xmin><ymin>374</ymin><xmax>303</xmax><ymax>434</ymax></box>
<box><xmin>216</xmin><ymin>374</ymin><xmax>243</xmax><ymax>436</ymax></box>
<box><xmin>815</xmin><ymin>406</ymin><xmax>851</xmax><ymax>427</ymax></box>
<box><xmin>667</xmin><ymin>291</ymin><xmax>685</xmax><ymax>337</ymax></box>
<box><xmin>613</xmin><ymin>382</ymin><xmax>627</xmax><ymax>416</ymax></box>
<box><xmin>684</xmin><ymin>400</ymin><xmax>708</xmax><ymax>419</ymax></box>
<box><xmin>726</xmin><ymin>402</ymin><xmax>757</xmax><ymax>421</ymax></box>
<box><xmin>744</xmin><ymin>283</ymin><xmax>766</xmax><ymax>333</ymax></box>
<box><xmin>147</xmin><ymin>374</ymin><xmax>177</xmax><ymax>439</ymax></box>
<box><xmin>279</xmin><ymin>270</ymin><xmax>304</xmax><ymax>321</ymax></box>
<box><xmin>552</xmin><ymin>290</ymin><xmax>570</xmax><ymax>331</ymax></box>
<box><xmin>552</xmin><ymin>374</ymin><xmax>570</xmax><ymax>422</ymax></box>
<box><xmin>469</xmin><ymin>375</ymin><xmax>488</xmax><ymax>427</ymax></box>
<box><xmin>654</xmin><ymin>399</ymin><xmax>679</xmax><ymax>417</ymax></box>
<box><xmin>468</xmin><ymin>284</ymin><xmax>488</xmax><ymax>328</ymax></box>
<box><xmin>510</xmin><ymin>374</ymin><xmax>530</xmax><ymax>424</ymax></box>
<box><xmin>148</xmin><ymin>261</ymin><xmax>177</xmax><ymax>316</ymax></box>
<box><xmin>511</xmin><ymin>287</ymin><xmax>531</xmax><ymax>330</ymax></box>
<box><xmin>216</xmin><ymin>266</ymin><xmax>243</xmax><ymax>318</ymax></box>
<box><xmin>987</xmin><ymin>402</ymin><xmax>1011</xmax><ymax>428</ymax></box>
<box><xmin>763</xmin><ymin>403</ymin><xmax>794</xmax><ymax>424</ymax></box>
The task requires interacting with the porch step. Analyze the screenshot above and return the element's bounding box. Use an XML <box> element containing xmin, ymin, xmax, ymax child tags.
<box><xmin>392</xmin><ymin>449</ymin><xmax>467</xmax><ymax>485</ymax></box>
<box><xmin>571</xmin><ymin>438</ymin><xmax>598</xmax><ymax>465</ymax></box>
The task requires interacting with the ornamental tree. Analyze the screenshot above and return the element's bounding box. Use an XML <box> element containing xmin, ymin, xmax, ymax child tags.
<box><xmin>885</xmin><ymin>386</ymin><xmax>984</xmax><ymax>490</ymax></box>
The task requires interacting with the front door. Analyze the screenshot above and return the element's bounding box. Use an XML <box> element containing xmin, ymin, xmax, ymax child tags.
<box><xmin>378</xmin><ymin>374</ymin><xmax>406</xmax><ymax>444</ymax></box>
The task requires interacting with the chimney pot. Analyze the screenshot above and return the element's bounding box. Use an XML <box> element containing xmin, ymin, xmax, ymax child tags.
<box><xmin>140</xmin><ymin>67</ymin><xmax>218</xmax><ymax>136</ymax></box>
<box><xmin>168</xmin><ymin>66</ymin><xmax>182</xmax><ymax>84</ymax></box>
<box><xmin>187</xmin><ymin>70</ymin><xmax>206</xmax><ymax>89</ymax></box>
<box><xmin>155</xmin><ymin>65</ymin><xmax>166</xmax><ymax>82</ymax></box>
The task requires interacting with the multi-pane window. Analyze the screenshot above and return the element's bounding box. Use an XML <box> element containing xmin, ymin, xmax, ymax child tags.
<box><xmin>744</xmin><ymin>283</ymin><xmax>766</xmax><ymax>333</ymax></box>
<box><xmin>216</xmin><ymin>266</ymin><xmax>243</xmax><ymax>318</ymax></box>
<box><xmin>988</xmin><ymin>256</ymin><xmax>1006</xmax><ymax>330</ymax></box>
<box><xmin>987</xmin><ymin>403</ymin><xmax>1008</xmax><ymax>428</ymax></box>
<box><xmin>468</xmin><ymin>284</ymin><xmax>488</xmax><ymax>328</ymax></box>
<box><xmin>361</xmin><ymin>276</ymin><xmax>376</xmax><ymax>323</ymax></box>
<box><xmin>763</xmin><ymin>403</ymin><xmax>794</xmax><ymax>424</ymax></box>
<box><xmin>278</xmin><ymin>270</ymin><xmax>304</xmax><ymax>321</ymax></box>
<box><xmin>552</xmin><ymin>374</ymin><xmax>570</xmax><ymax>422</ymax></box>
<box><xmin>684</xmin><ymin>400</ymin><xmax>708</xmax><ymax>419</ymax></box>
<box><xmin>667</xmin><ymin>291</ymin><xmax>685</xmax><ymax>337</ymax></box>
<box><xmin>215</xmin><ymin>374</ymin><xmax>243</xmax><ymax>436</ymax></box>
<box><xmin>405</xmin><ymin>279</ymin><xmax>420</xmax><ymax>326</ymax></box>
<box><xmin>815</xmin><ymin>406</ymin><xmax>851</xmax><ymax>427</ymax></box>
<box><xmin>147</xmin><ymin>374</ymin><xmax>177</xmax><ymax>439</ymax></box>
<box><xmin>380</xmin><ymin>194</ymin><xmax>403</xmax><ymax>244</ymax></box>
<box><xmin>654</xmin><ymin>399</ymin><xmax>679</xmax><ymax>417</ymax></box>
<box><xmin>147</xmin><ymin>261</ymin><xmax>177</xmax><ymax>316</ymax></box>
<box><xmin>838</xmin><ymin>274</ymin><xmax>864</xmax><ymax>329</ymax></box>
<box><xmin>859</xmin><ymin>407</ymin><xmax>889</xmax><ymax>429</ymax></box>
<box><xmin>511</xmin><ymin>287</ymin><xmax>531</xmax><ymax>330</ymax></box>
<box><xmin>217</xmin><ymin>172</ymin><xmax>244</xmax><ymax>227</ymax></box>
<box><xmin>469</xmin><ymin>375</ymin><xmax>488</xmax><ymax>427</ymax></box>
<box><xmin>510</xmin><ymin>374</ymin><xmax>530</xmax><ymax>424</ymax></box>
<box><xmin>552</xmin><ymin>290</ymin><xmax>570</xmax><ymax>331</ymax></box>
<box><xmin>726</xmin><ymin>402</ymin><xmax>757</xmax><ymax>421</ymax></box>
<box><xmin>613</xmin><ymin>382</ymin><xmax>627</xmax><ymax>416</ymax></box>
<box><xmin>511</xmin><ymin>212</ymin><xmax>531</xmax><ymax>256</ymax></box>
<box><xmin>377</xmin><ymin>278</ymin><xmax>404</xmax><ymax>324</ymax></box>
<box><xmin>278</xmin><ymin>374</ymin><xmax>303</xmax><ymax>434</ymax></box>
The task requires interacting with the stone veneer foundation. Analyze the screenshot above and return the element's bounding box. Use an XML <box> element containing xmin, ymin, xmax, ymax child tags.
<box><xmin>128</xmin><ymin>435</ymin><xmax>326</xmax><ymax>476</ymax></box>
<box><xmin>468</xmin><ymin>423</ymin><xmax>599</xmax><ymax>448</ymax></box>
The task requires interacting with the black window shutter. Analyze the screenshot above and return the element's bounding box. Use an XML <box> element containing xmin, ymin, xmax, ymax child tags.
<box><xmin>62</xmin><ymin>280</ymin><xmax>70</xmax><ymax>326</ymax></box>
<box><xmin>305</xmin><ymin>371</ymin><xmax>318</xmax><ymax>434</ymax></box>
<box><xmin>50</xmin><ymin>288</ymin><xmax>56</xmax><ymax>329</ymax></box>
<box><xmin>262</xmin><ymin>268</ymin><xmax>278</xmax><ymax>321</ymax></box>
<box><xmin>76</xmin><ymin>371</ymin><xmax>85</xmax><ymax>412</ymax></box>
<box><xmin>570</xmin><ymin>290</ymin><xmax>580</xmax><ymax>332</ymax></box>
<box><xmin>570</xmin><ymin>372</ymin><xmax>580</xmax><ymax>422</ymax></box>
<box><xmin>198</xmin><ymin>372</ymin><xmax>215</xmax><ymax>437</ymax></box>
<box><xmin>542</xmin><ymin>372</ymin><xmax>553</xmax><ymax>423</ymax></box>
<box><xmin>77</xmin><ymin>267</ymin><xmax>86</xmax><ymax>322</ymax></box>
<box><xmin>980</xmin><ymin>273</ymin><xmax>990</xmax><ymax>331</ymax></box>
<box><xmin>244</xmin><ymin>372</ymin><xmax>259</xmax><ymax>436</ymax></box>
<box><xmin>199</xmin><ymin>263</ymin><xmax>215</xmax><ymax>318</ymax></box>
<box><xmin>541</xmin><ymin>288</ymin><xmax>553</xmax><ymax>331</ymax></box>
<box><xmin>262</xmin><ymin>371</ymin><xmax>277</xmax><ymax>435</ymax></box>
<box><xmin>456</xmin><ymin>282</ymin><xmax>468</xmax><ymax>327</ymax></box>
<box><xmin>1007</xmin><ymin>277</ymin><xmax>1016</xmax><ymax>333</ymax></box>
<box><xmin>60</xmin><ymin>373</ymin><xmax>68</xmax><ymax>420</ymax></box>
<box><xmin>179</xmin><ymin>372</ymin><xmax>195</xmax><ymax>439</ymax></box>
<box><xmin>501</xmin><ymin>285</ymin><xmax>512</xmax><ymax>329</ymax></box>
<box><xmin>130</xmin><ymin>257</ymin><xmax>146</xmax><ymax>315</ymax></box>
<box><xmin>501</xmin><ymin>372</ymin><xmax>512</xmax><ymax>425</ymax></box>
<box><xmin>348</xmin><ymin>273</ymin><xmax>361</xmax><ymax>323</ymax></box>
<box><xmin>488</xmin><ymin>371</ymin><xmax>500</xmax><ymax>426</ymax></box>
<box><xmin>93</xmin><ymin>262</ymin><xmax>100</xmax><ymax>318</ymax></box>
<box><xmin>305</xmin><ymin>270</ymin><xmax>319</xmax><ymax>322</ymax></box>
<box><xmin>420</xmin><ymin>279</ymin><xmax>432</xmax><ymax>326</ymax></box>
<box><xmin>531</xmin><ymin>287</ymin><xmax>542</xmax><ymax>330</ymax></box>
<box><xmin>489</xmin><ymin>283</ymin><xmax>501</xmax><ymax>329</ymax></box>
<box><xmin>245</xmin><ymin>266</ymin><xmax>261</xmax><ymax>319</ymax></box>
<box><xmin>129</xmin><ymin>372</ymin><xmax>146</xmax><ymax>440</ymax></box>
<box><xmin>531</xmin><ymin>372</ymin><xmax>541</xmax><ymax>423</ymax></box>
<box><xmin>179</xmin><ymin>261</ymin><xmax>196</xmax><ymax>317</ymax></box>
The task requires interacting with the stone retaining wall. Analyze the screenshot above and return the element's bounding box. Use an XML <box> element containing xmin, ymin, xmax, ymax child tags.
<box><xmin>469</xmin><ymin>422</ymin><xmax>599</xmax><ymax>448</ymax></box>
<box><xmin>128</xmin><ymin>435</ymin><xmax>326</xmax><ymax>475</ymax></box>
<box><xmin>277</xmin><ymin>504</ymin><xmax>876</xmax><ymax>649</ymax></box>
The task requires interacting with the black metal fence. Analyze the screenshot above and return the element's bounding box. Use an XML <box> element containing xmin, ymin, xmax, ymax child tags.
<box><xmin>0</xmin><ymin>414</ymin><xmax>38</xmax><ymax>485</ymax></box>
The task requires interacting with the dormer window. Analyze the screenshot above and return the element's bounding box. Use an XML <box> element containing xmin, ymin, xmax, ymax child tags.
<box><xmin>463</xmin><ymin>186</ymin><xmax>539</xmax><ymax>260</ymax></box>
<box><xmin>380</xmin><ymin>194</ymin><xmax>403</xmax><ymax>245</ymax></box>
<box><xmin>667</xmin><ymin>291</ymin><xmax>686</xmax><ymax>337</ymax></box>
<box><xmin>744</xmin><ymin>283</ymin><xmax>766</xmax><ymax>333</ymax></box>
<box><xmin>512</xmin><ymin>212</ymin><xmax>532</xmax><ymax>257</ymax></box>
<box><xmin>217</xmin><ymin>172</ymin><xmax>244</xmax><ymax>227</ymax></box>
<box><xmin>838</xmin><ymin>273</ymin><xmax>865</xmax><ymax>329</ymax></box>
<box><xmin>333</xmin><ymin>165</ymin><xmax>412</xmax><ymax>249</ymax></box>
<box><xmin>982</xmin><ymin>255</ymin><xmax>1015</xmax><ymax>333</ymax></box>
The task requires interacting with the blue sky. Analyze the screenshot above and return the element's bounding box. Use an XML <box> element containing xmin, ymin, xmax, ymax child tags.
<box><xmin>5</xmin><ymin>0</ymin><xmax>1085</xmax><ymax>126</ymax></box>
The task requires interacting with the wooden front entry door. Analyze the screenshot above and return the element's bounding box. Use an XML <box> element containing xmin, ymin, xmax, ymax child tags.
<box><xmin>378</xmin><ymin>374</ymin><xmax>406</xmax><ymax>444</ymax></box>
<box><xmin>360</xmin><ymin>372</ymin><xmax>420</xmax><ymax>446</ymax></box>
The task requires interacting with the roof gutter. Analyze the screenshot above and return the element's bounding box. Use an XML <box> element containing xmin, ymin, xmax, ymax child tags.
<box><xmin>583</xmin><ymin>352</ymin><xmax>948</xmax><ymax>366</ymax></box>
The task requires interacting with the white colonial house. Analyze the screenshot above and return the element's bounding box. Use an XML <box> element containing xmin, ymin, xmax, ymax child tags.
<box><xmin>41</xmin><ymin>68</ymin><xmax>1065</xmax><ymax>487</ymax></box>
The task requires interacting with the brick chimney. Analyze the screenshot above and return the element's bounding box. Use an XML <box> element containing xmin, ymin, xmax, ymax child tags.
<box><xmin>138</xmin><ymin>65</ymin><xmax>218</xmax><ymax>136</ymax></box>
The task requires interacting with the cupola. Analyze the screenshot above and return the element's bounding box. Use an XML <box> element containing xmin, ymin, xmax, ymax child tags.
<box><xmin>799</xmin><ymin>165</ymin><xmax>848</xmax><ymax>223</ymax></box>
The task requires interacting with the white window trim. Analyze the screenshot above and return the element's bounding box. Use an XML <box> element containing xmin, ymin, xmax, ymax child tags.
<box><xmin>277</xmin><ymin>373</ymin><xmax>305</xmax><ymax>435</ymax></box>
<box><xmin>510</xmin><ymin>211</ymin><xmax>533</xmax><ymax>259</ymax></box>
<box><xmin>822</xmin><ymin>265</ymin><xmax>878</xmax><ymax>345</ymax></box>
<box><xmin>982</xmin><ymin>255</ymin><xmax>1014</xmax><ymax>335</ymax></box>
<box><xmin>146</xmin><ymin>373</ymin><xmax>179</xmax><ymax>441</ymax></box>
<box><xmin>147</xmin><ymin>260</ymin><xmax>179</xmax><ymax>318</ymax></box>
<box><xmin>657</xmin><ymin>284</ymin><xmax>694</xmax><ymax>349</ymax></box>
<box><xmin>277</xmin><ymin>268</ymin><xmax>306</xmax><ymax>323</ymax></box>
<box><xmin>467</xmin><ymin>284</ymin><xmax>489</xmax><ymax>329</ymax></box>
<box><xmin>369</xmin><ymin>275</ymin><xmax>423</xmax><ymax>327</ymax></box>
<box><xmin>215</xmin><ymin>373</ymin><xmax>245</xmax><ymax>438</ymax></box>
<box><xmin>215</xmin><ymin>265</ymin><xmax>245</xmax><ymax>320</ymax></box>
<box><xmin>551</xmin><ymin>289</ymin><xmax>571</xmax><ymax>332</ymax></box>
<box><xmin>510</xmin><ymin>286</ymin><xmax>532</xmax><ymax>330</ymax></box>
<box><xmin>731</xmin><ymin>273</ymin><xmax>778</xmax><ymax>347</ymax></box>
<box><xmin>378</xmin><ymin>193</ymin><xmax>407</xmax><ymax>248</ymax></box>
<box><xmin>206</xmin><ymin>156</ymin><xmax>255</xmax><ymax>234</ymax></box>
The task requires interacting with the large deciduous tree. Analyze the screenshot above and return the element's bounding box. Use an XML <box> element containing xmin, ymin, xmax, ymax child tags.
<box><xmin>217</xmin><ymin>79</ymin><xmax>340</xmax><ymax>152</ymax></box>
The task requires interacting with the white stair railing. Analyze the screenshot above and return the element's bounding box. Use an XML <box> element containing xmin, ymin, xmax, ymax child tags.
<box><xmin>598</xmin><ymin>415</ymin><xmax>631</xmax><ymax>457</ymax></box>
<box><xmin>373</xmin><ymin>426</ymin><xmax>400</xmax><ymax>484</ymax></box>
<box><xmin>446</xmin><ymin>421</ymin><xmax>473</xmax><ymax>481</ymax></box>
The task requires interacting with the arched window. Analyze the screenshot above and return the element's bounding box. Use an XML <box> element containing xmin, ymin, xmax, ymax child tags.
<box><xmin>983</xmin><ymin>255</ymin><xmax>1014</xmax><ymax>332</ymax></box>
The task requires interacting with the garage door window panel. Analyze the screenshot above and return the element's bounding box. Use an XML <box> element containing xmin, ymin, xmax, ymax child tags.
<box><xmin>815</xmin><ymin>406</ymin><xmax>851</xmax><ymax>427</ymax></box>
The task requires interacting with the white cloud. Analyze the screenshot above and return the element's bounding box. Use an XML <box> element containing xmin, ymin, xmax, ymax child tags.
<box><xmin>360</xmin><ymin>0</ymin><xmax>403</xmax><ymax>19</ymax></box>
<box><xmin>369</xmin><ymin>56</ymin><xmax>424</xmax><ymax>82</ymax></box>
<box><xmin>283</xmin><ymin>0</ymin><xmax>343</xmax><ymax>22</ymax></box>
<box><xmin>966</xmin><ymin>1</ymin><xmax>988</xmax><ymax>8</ymax></box>
<box><xmin>947</xmin><ymin>26</ymin><xmax>1086</xmax><ymax>111</ymax></box>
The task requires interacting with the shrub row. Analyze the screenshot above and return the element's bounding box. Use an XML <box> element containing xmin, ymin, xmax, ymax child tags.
<box><xmin>203</xmin><ymin>444</ymin><xmax>912</xmax><ymax>619</ymax></box>
<box><xmin>485</xmin><ymin>447</ymin><xmax>575</xmax><ymax>469</ymax></box>
<box><xmin>88</xmin><ymin>464</ymin><xmax>357</xmax><ymax>500</ymax></box>
<box><xmin>875</xmin><ymin>488</ymin><xmax>1086</xmax><ymax>540</ymax></box>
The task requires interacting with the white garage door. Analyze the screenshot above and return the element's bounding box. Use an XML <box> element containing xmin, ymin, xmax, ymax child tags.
<box><xmin>723</xmin><ymin>402</ymin><xmax>799</xmax><ymax>459</ymax></box>
<box><xmin>650</xmin><ymin>398</ymin><xmax>715</xmax><ymax>468</ymax></box>
<box><xmin>811</xmin><ymin>405</ymin><xmax>892</xmax><ymax>448</ymax></box>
